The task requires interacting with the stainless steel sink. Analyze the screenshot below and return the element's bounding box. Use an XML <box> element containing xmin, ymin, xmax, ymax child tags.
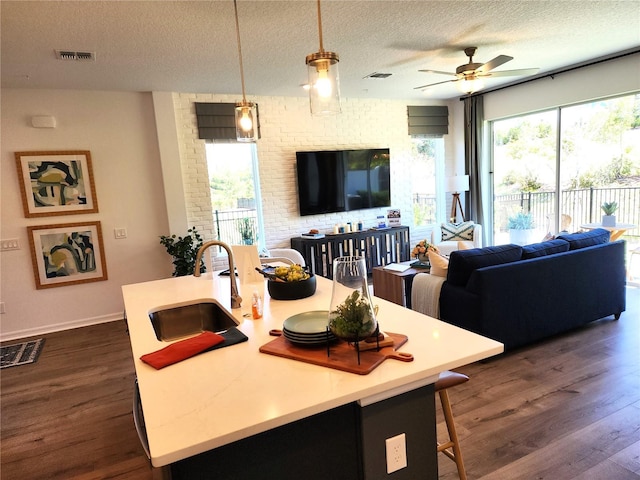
<box><xmin>149</xmin><ymin>300</ymin><xmax>239</xmax><ymax>341</ymax></box>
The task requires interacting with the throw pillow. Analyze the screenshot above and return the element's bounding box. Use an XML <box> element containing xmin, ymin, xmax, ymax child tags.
<box><xmin>457</xmin><ymin>241</ymin><xmax>473</xmax><ymax>250</ymax></box>
<box><xmin>541</xmin><ymin>232</ymin><xmax>555</xmax><ymax>242</ymax></box>
<box><xmin>441</xmin><ymin>221</ymin><xmax>474</xmax><ymax>242</ymax></box>
<box><xmin>428</xmin><ymin>249</ymin><xmax>449</xmax><ymax>277</ymax></box>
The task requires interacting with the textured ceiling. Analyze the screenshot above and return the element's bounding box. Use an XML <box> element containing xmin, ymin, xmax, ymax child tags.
<box><xmin>2</xmin><ymin>0</ymin><xmax>639</xmax><ymax>100</ymax></box>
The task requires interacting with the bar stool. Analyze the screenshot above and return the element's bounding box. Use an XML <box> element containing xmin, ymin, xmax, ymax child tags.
<box><xmin>435</xmin><ymin>370</ymin><xmax>469</xmax><ymax>480</ymax></box>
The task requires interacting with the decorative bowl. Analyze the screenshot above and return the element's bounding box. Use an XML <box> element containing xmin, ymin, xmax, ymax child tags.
<box><xmin>267</xmin><ymin>274</ymin><xmax>316</xmax><ymax>300</ymax></box>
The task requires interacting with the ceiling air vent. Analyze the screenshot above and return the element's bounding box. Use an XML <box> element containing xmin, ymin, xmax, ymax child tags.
<box><xmin>363</xmin><ymin>72</ymin><xmax>392</xmax><ymax>79</ymax></box>
<box><xmin>55</xmin><ymin>50</ymin><xmax>96</xmax><ymax>61</ymax></box>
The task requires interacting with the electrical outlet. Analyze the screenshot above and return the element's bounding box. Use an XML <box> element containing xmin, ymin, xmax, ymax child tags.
<box><xmin>385</xmin><ymin>433</ymin><xmax>407</xmax><ymax>474</ymax></box>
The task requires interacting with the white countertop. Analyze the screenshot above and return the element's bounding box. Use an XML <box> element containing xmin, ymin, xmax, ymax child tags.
<box><xmin>122</xmin><ymin>273</ymin><xmax>503</xmax><ymax>467</ymax></box>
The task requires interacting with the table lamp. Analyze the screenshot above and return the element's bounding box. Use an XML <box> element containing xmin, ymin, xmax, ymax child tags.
<box><xmin>446</xmin><ymin>175</ymin><xmax>470</xmax><ymax>223</ymax></box>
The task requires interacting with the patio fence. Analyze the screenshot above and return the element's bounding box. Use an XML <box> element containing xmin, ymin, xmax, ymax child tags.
<box><xmin>210</xmin><ymin>186</ymin><xmax>639</xmax><ymax>251</ymax></box>
<box><xmin>495</xmin><ymin>186</ymin><xmax>640</xmax><ymax>238</ymax></box>
<box><xmin>213</xmin><ymin>209</ymin><xmax>258</xmax><ymax>246</ymax></box>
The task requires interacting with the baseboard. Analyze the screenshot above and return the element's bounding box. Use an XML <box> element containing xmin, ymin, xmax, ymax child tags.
<box><xmin>0</xmin><ymin>312</ymin><xmax>125</xmax><ymax>343</ymax></box>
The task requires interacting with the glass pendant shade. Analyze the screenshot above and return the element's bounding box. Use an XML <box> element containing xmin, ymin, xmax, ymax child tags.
<box><xmin>328</xmin><ymin>256</ymin><xmax>378</xmax><ymax>341</ymax></box>
<box><xmin>306</xmin><ymin>52</ymin><xmax>341</xmax><ymax>115</ymax></box>
<box><xmin>459</xmin><ymin>76</ymin><xmax>484</xmax><ymax>94</ymax></box>
<box><xmin>235</xmin><ymin>101</ymin><xmax>257</xmax><ymax>142</ymax></box>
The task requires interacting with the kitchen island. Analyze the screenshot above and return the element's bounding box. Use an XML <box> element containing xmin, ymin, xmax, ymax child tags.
<box><xmin>122</xmin><ymin>272</ymin><xmax>503</xmax><ymax>479</ymax></box>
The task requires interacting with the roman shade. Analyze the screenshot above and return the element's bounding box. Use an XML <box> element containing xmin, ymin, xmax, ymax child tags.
<box><xmin>195</xmin><ymin>102</ymin><xmax>260</xmax><ymax>140</ymax></box>
<box><xmin>407</xmin><ymin>105</ymin><xmax>449</xmax><ymax>137</ymax></box>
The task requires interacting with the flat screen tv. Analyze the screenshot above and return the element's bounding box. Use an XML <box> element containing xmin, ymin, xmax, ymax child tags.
<box><xmin>296</xmin><ymin>148</ymin><xmax>390</xmax><ymax>216</ymax></box>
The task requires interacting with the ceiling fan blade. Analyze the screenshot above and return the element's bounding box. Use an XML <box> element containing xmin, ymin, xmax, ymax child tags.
<box><xmin>414</xmin><ymin>79</ymin><xmax>458</xmax><ymax>90</ymax></box>
<box><xmin>476</xmin><ymin>54</ymin><xmax>513</xmax><ymax>74</ymax></box>
<box><xmin>418</xmin><ymin>69</ymin><xmax>457</xmax><ymax>77</ymax></box>
<box><xmin>481</xmin><ymin>67</ymin><xmax>540</xmax><ymax>78</ymax></box>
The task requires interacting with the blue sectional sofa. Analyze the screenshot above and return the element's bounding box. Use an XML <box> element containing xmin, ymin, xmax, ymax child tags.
<box><xmin>438</xmin><ymin>228</ymin><xmax>626</xmax><ymax>351</ymax></box>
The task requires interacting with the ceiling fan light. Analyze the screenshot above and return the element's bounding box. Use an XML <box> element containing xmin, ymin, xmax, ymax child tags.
<box><xmin>459</xmin><ymin>77</ymin><xmax>484</xmax><ymax>94</ymax></box>
<box><xmin>235</xmin><ymin>101</ymin><xmax>258</xmax><ymax>142</ymax></box>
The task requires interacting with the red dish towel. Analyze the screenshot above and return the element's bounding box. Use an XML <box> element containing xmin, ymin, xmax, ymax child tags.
<box><xmin>140</xmin><ymin>331</ymin><xmax>224</xmax><ymax>370</ymax></box>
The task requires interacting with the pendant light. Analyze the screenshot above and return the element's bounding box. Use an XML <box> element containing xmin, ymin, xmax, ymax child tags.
<box><xmin>305</xmin><ymin>0</ymin><xmax>341</xmax><ymax>115</ymax></box>
<box><xmin>458</xmin><ymin>75</ymin><xmax>484</xmax><ymax>94</ymax></box>
<box><xmin>233</xmin><ymin>0</ymin><xmax>257</xmax><ymax>142</ymax></box>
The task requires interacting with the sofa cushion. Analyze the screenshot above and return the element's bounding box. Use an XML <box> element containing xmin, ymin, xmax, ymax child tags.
<box><xmin>557</xmin><ymin>228</ymin><xmax>610</xmax><ymax>250</ymax></box>
<box><xmin>441</xmin><ymin>221</ymin><xmax>475</xmax><ymax>241</ymax></box>
<box><xmin>521</xmin><ymin>239</ymin><xmax>570</xmax><ymax>259</ymax></box>
<box><xmin>447</xmin><ymin>244</ymin><xmax>523</xmax><ymax>287</ymax></box>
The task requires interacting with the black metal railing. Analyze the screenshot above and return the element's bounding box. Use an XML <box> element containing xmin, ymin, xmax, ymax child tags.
<box><xmin>495</xmin><ymin>186</ymin><xmax>640</xmax><ymax>237</ymax></box>
<box><xmin>209</xmin><ymin>187</ymin><xmax>638</xmax><ymax>253</ymax></box>
<box><xmin>412</xmin><ymin>193</ymin><xmax>437</xmax><ymax>225</ymax></box>
<box><xmin>213</xmin><ymin>209</ymin><xmax>258</xmax><ymax>246</ymax></box>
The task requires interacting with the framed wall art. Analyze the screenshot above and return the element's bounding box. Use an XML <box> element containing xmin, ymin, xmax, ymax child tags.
<box><xmin>15</xmin><ymin>150</ymin><xmax>98</xmax><ymax>218</ymax></box>
<box><xmin>27</xmin><ymin>221</ymin><xmax>108</xmax><ymax>289</ymax></box>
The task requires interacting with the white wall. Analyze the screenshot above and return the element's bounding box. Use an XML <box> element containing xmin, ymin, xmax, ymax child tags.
<box><xmin>1</xmin><ymin>89</ymin><xmax>172</xmax><ymax>341</ymax></box>
<box><xmin>483</xmin><ymin>52</ymin><xmax>640</xmax><ymax>121</ymax></box>
<box><xmin>1</xmin><ymin>88</ymin><xmax>452</xmax><ymax>340</ymax></box>
<box><xmin>2</xmin><ymin>53</ymin><xmax>633</xmax><ymax>340</ymax></box>
<box><xmin>167</xmin><ymin>93</ymin><xmax>455</xmax><ymax>262</ymax></box>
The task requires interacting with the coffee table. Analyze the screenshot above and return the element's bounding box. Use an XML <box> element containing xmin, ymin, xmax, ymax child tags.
<box><xmin>372</xmin><ymin>262</ymin><xmax>429</xmax><ymax>308</ymax></box>
<box><xmin>580</xmin><ymin>222</ymin><xmax>637</xmax><ymax>241</ymax></box>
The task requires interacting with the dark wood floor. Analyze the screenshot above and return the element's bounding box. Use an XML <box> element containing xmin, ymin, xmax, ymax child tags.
<box><xmin>2</xmin><ymin>286</ymin><xmax>638</xmax><ymax>480</ymax></box>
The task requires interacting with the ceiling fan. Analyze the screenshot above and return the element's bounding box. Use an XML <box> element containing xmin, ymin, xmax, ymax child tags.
<box><xmin>414</xmin><ymin>47</ymin><xmax>539</xmax><ymax>93</ymax></box>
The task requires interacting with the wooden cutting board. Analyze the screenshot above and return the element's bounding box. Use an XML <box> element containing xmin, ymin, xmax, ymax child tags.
<box><xmin>259</xmin><ymin>332</ymin><xmax>411</xmax><ymax>375</ymax></box>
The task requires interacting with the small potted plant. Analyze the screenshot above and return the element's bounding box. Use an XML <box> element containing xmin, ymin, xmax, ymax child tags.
<box><xmin>159</xmin><ymin>227</ymin><xmax>206</xmax><ymax>277</ymax></box>
<box><xmin>508</xmin><ymin>211</ymin><xmax>536</xmax><ymax>246</ymax></box>
<box><xmin>601</xmin><ymin>201</ymin><xmax>618</xmax><ymax>227</ymax></box>
<box><xmin>328</xmin><ymin>257</ymin><xmax>378</xmax><ymax>342</ymax></box>
<box><xmin>329</xmin><ymin>290</ymin><xmax>377</xmax><ymax>342</ymax></box>
<box><xmin>237</xmin><ymin>217</ymin><xmax>255</xmax><ymax>245</ymax></box>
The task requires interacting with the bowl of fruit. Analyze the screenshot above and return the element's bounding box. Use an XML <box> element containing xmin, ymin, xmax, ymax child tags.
<box><xmin>266</xmin><ymin>264</ymin><xmax>316</xmax><ymax>300</ymax></box>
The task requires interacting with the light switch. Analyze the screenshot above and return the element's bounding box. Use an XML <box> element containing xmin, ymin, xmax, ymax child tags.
<box><xmin>0</xmin><ymin>239</ymin><xmax>20</xmax><ymax>251</ymax></box>
<box><xmin>114</xmin><ymin>228</ymin><xmax>127</xmax><ymax>239</ymax></box>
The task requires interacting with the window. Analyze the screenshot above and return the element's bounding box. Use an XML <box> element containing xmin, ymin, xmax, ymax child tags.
<box><xmin>491</xmin><ymin>93</ymin><xmax>640</xmax><ymax>245</ymax></box>
<box><xmin>410</xmin><ymin>137</ymin><xmax>442</xmax><ymax>227</ymax></box>
<box><xmin>205</xmin><ymin>143</ymin><xmax>264</xmax><ymax>252</ymax></box>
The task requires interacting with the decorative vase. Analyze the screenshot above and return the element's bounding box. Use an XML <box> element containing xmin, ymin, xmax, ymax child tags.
<box><xmin>509</xmin><ymin>228</ymin><xmax>536</xmax><ymax>246</ymax></box>
<box><xmin>602</xmin><ymin>215</ymin><xmax>616</xmax><ymax>227</ymax></box>
<box><xmin>417</xmin><ymin>253</ymin><xmax>430</xmax><ymax>265</ymax></box>
<box><xmin>328</xmin><ymin>256</ymin><xmax>378</xmax><ymax>342</ymax></box>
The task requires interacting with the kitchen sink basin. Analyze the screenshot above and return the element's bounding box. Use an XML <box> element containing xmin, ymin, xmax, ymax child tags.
<box><xmin>149</xmin><ymin>300</ymin><xmax>239</xmax><ymax>341</ymax></box>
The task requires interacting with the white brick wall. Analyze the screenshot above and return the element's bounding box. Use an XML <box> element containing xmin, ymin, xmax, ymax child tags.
<box><xmin>173</xmin><ymin>92</ymin><xmax>449</xmax><ymax>262</ymax></box>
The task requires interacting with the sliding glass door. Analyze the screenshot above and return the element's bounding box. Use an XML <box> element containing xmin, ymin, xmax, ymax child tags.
<box><xmin>492</xmin><ymin>110</ymin><xmax>558</xmax><ymax>245</ymax></box>
<box><xmin>491</xmin><ymin>93</ymin><xmax>640</xmax><ymax>246</ymax></box>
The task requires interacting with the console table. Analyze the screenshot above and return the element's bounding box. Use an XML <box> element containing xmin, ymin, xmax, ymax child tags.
<box><xmin>291</xmin><ymin>226</ymin><xmax>410</xmax><ymax>279</ymax></box>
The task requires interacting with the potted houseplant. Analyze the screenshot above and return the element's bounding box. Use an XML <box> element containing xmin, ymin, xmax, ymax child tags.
<box><xmin>237</xmin><ymin>217</ymin><xmax>255</xmax><ymax>245</ymax></box>
<box><xmin>601</xmin><ymin>201</ymin><xmax>618</xmax><ymax>227</ymax></box>
<box><xmin>159</xmin><ymin>227</ymin><xmax>206</xmax><ymax>277</ymax></box>
<box><xmin>328</xmin><ymin>257</ymin><xmax>378</xmax><ymax>342</ymax></box>
<box><xmin>508</xmin><ymin>211</ymin><xmax>536</xmax><ymax>246</ymax></box>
